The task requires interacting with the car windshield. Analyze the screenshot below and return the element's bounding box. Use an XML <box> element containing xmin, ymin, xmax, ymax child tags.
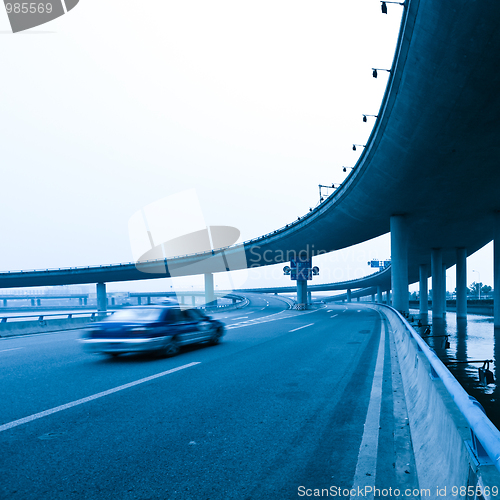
<box><xmin>106</xmin><ymin>308</ymin><xmax>164</xmax><ymax>323</ymax></box>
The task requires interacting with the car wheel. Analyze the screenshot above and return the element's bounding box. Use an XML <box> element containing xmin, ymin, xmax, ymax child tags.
<box><xmin>164</xmin><ymin>337</ymin><xmax>180</xmax><ymax>357</ymax></box>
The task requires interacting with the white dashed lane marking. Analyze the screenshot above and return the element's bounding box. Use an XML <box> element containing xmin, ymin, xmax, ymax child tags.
<box><xmin>289</xmin><ymin>323</ymin><xmax>314</xmax><ymax>332</ymax></box>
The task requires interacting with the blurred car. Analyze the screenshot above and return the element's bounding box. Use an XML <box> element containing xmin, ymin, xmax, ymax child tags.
<box><xmin>80</xmin><ymin>305</ymin><xmax>224</xmax><ymax>357</ymax></box>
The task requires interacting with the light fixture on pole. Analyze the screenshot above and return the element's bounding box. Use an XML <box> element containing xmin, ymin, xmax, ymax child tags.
<box><xmin>381</xmin><ymin>1</ymin><xmax>405</xmax><ymax>14</ymax></box>
<box><xmin>362</xmin><ymin>114</ymin><xmax>378</xmax><ymax>122</ymax></box>
<box><xmin>318</xmin><ymin>183</ymin><xmax>337</xmax><ymax>202</ymax></box>
<box><xmin>352</xmin><ymin>144</ymin><xmax>365</xmax><ymax>151</ymax></box>
<box><xmin>372</xmin><ymin>68</ymin><xmax>391</xmax><ymax>78</ymax></box>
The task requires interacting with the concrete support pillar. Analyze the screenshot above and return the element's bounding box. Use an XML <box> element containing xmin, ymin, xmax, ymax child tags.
<box><xmin>180</xmin><ymin>295</ymin><xmax>185</xmax><ymax>305</ymax></box>
<box><xmin>79</xmin><ymin>298</ymin><xmax>83</xmax><ymax>306</ymax></box>
<box><xmin>192</xmin><ymin>296</ymin><xmax>196</xmax><ymax>306</ymax></box>
<box><xmin>494</xmin><ymin>213</ymin><xmax>500</xmax><ymax>327</ymax></box>
<box><xmin>371</xmin><ymin>294</ymin><xmax>375</xmax><ymax>302</ymax></box>
<box><xmin>347</xmin><ymin>289</ymin><xmax>352</xmax><ymax>303</ymax></box>
<box><xmin>147</xmin><ymin>296</ymin><xmax>151</xmax><ymax>305</ymax></box>
<box><xmin>419</xmin><ymin>264</ymin><xmax>429</xmax><ymax>314</ymax></box>
<box><xmin>84</xmin><ymin>298</ymin><xmax>87</xmax><ymax>306</ymax></box>
<box><xmin>36</xmin><ymin>298</ymin><xmax>41</xmax><ymax>306</ymax></box>
<box><xmin>357</xmin><ymin>297</ymin><xmax>360</xmax><ymax>302</ymax></box>
<box><xmin>137</xmin><ymin>296</ymin><xmax>142</xmax><ymax>305</ymax></box>
<box><xmin>390</xmin><ymin>215</ymin><xmax>409</xmax><ymax>313</ymax></box>
<box><xmin>97</xmin><ymin>283</ymin><xmax>107</xmax><ymax>312</ymax></box>
<box><xmin>2</xmin><ymin>299</ymin><xmax>6</xmax><ymax>307</ymax></box>
<box><xmin>456</xmin><ymin>248</ymin><xmax>467</xmax><ymax>320</ymax></box>
<box><xmin>442</xmin><ymin>263</ymin><xmax>447</xmax><ymax>310</ymax></box>
<box><xmin>307</xmin><ymin>291</ymin><xmax>312</xmax><ymax>304</ymax></box>
<box><xmin>111</xmin><ymin>297</ymin><xmax>115</xmax><ymax>306</ymax></box>
<box><xmin>232</xmin><ymin>298</ymin><xmax>237</xmax><ymax>304</ymax></box>
<box><xmin>205</xmin><ymin>273</ymin><xmax>215</xmax><ymax>306</ymax></box>
<box><xmin>431</xmin><ymin>249</ymin><xmax>444</xmax><ymax>319</ymax></box>
<box><xmin>387</xmin><ymin>290</ymin><xmax>392</xmax><ymax>305</ymax></box>
<box><xmin>297</xmin><ymin>280</ymin><xmax>307</xmax><ymax>306</ymax></box>
<box><xmin>377</xmin><ymin>286</ymin><xmax>382</xmax><ymax>303</ymax></box>
<box><xmin>30</xmin><ymin>298</ymin><xmax>35</xmax><ymax>307</ymax></box>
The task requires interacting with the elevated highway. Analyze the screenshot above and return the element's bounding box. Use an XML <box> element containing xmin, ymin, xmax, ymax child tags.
<box><xmin>1</xmin><ymin>0</ymin><xmax>500</xmax><ymax>319</ymax></box>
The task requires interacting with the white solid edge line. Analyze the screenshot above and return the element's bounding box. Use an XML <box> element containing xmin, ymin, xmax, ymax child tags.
<box><xmin>289</xmin><ymin>323</ymin><xmax>314</xmax><ymax>332</ymax></box>
<box><xmin>0</xmin><ymin>362</ymin><xmax>200</xmax><ymax>433</ymax></box>
<box><xmin>350</xmin><ymin>319</ymin><xmax>386</xmax><ymax>499</ymax></box>
<box><xmin>330</xmin><ymin>314</ymin><xmax>339</xmax><ymax>318</ymax></box>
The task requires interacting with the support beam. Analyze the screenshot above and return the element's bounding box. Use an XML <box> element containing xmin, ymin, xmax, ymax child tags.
<box><xmin>419</xmin><ymin>264</ymin><xmax>429</xmax><ymax>314</ymax></box>
<box><xmin>96</xmin><ymin>282</ymin><xmax>107</xmax><ymax>313</ymax></box>
<box><xmin>347</xmin><ymin>289</ymin><xmax>352</xmax><ymax>303</ymax></box>
<box><xmin>377</xmin><ymin>286</ymin><xmax>382</xmax><ymax>303</ymax></box>
<box><xmin>205</xmin><ymin>273</ymin><xmax>215</xmax><ymax>306</ymax></box>
<box><xmin>431</xmin><ymin>249</ymin><xmax>444</xmax><ymax>319</ymax></box>
<box><xmin>456</xmin><ymin>248</ymin><xmax>467</xmax><ymax>320</ymax></box>
<box><xmin>495</xmin><ymin>213</ymin><xmax>500</xmax><ymax>327</ymax></box>
<box><xmin>390</xmin><ymin>215</ymin><xmax>409</xmax><ymax>313</ymax></box>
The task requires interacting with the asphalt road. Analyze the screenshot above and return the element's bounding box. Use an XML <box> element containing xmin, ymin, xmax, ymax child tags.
<box><xmin>0</xmin><ymin>294</ymin><xmax>417</xmax><ymax>500</ymax></box>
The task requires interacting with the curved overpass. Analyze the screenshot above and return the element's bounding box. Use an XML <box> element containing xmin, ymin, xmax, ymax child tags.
<box><xmin>1</xmin><ymin>0</ymin><xmax>499</xmax><ymax>289</ymax></box>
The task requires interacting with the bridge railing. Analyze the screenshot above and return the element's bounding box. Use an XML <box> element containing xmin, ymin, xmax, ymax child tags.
<box><xmin>376</xmin><ymin>303</ymin><xmax>500</xmax><ymax>490</ymax></box>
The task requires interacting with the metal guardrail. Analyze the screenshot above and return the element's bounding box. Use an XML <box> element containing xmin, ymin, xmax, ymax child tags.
<box><xmin>0</xmin><ymin>311</ymin><xmax>114</xmax><ymax>323</ymax></box>
<box><xmin>381</xmin><ymin>304</ymin><xmax>500</xmax><ymax>473</ymax></box>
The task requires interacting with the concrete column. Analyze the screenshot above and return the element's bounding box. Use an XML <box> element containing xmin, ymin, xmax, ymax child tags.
<box><xmin>192</xmin><ymin>296</ymin><xmax>196</xmax><ymax>306</ymax></box>
<box><xmin>390</xmin><ymin>215</ymin><xmax>409</xmax><ymax>313</ymax></box>
<box><xmin>371</xmin><ymin>294</ymin><xmax>375</xmax><ymax>302</ymax></box>
<box><xmin>456</xmin><ymin>248</ymin><xmax>467</xmax><ymax>319</ymax></box>
<box><xmin>377</xmin><ymin>286</ymin><xmax>382</xmax><ymax>303</ymax></box>
<box><xmin>30</xmin><ymin>298</ymin><xmax>35</xmax><ymax>307</ymax></box>
<box><xmin>442</xmin><ymin>263</ymin><xmax>447</xmax><ymax>310</ymax></box>
<box><xmin>96</xmin><ymin>283</ymin><xmax>107</xmax><ymax>312</ymax></box>
<box><xmin>307</xmin><ymin>291</ymin><xmax>312</xmax><ymax>304</ymax></box>
<box><xmin>419</xmin><ymin>264</ymin><xmax>429</xmax><ymax>314</ymax></box>
<box><xmin>137</xmin><ymin>296</ymin><xmax>142</xmax><ymax>305</ymax></box>
<box><xmin>84</xmin><ymin>298</ymin><xmax>87</xmax><ymax>306</ymax></box>
<box><xmin>297</xmin><ymin>280</ymin><xmax>307</xmax><ymax>305</ymax></box>
<box><xmin>347</xmin><ymin>289</ymin><xmax>352</xmax><ymax>303</ymax></box>
<box><xmin>431</xmin><ymin>249</ymin><xmax>444</xmax><ymax>319</ymax></box>
<box><xmin>36</xmin><ymin>298</ymin><xmax>41</xmax><ymax>306</ymax></box>
<box><xmin>79</xmin><ymin>298</ymin><xmax>83</xmax><ymax>306</ymax></box>
<box><xmin>205</xmin><ymin>273</ymin><xmax>215</xmax><ymax>306</ymax></box>
<box><xmin>387</xmin><ymin>290</ymin><xmax>392</xmax><ymax>305</ymax></box>
<box><xmin>2</xmin><ymin>299</ymin><xmax>6</xmax><ymax>307</ymax></box>
<box><xmin>180</xmin><ymin>295</ymin><xmax>185</xmax><ymax>305</ymax></box>
<box><xmin>494</xmin><ymin>213</ymin><xmax>500</xmax><ymax>327</ymax></box>
<box><xmin>356</xmin><ymin>297</ymin><xmax>360</xmax><ymax>302</ymax></box>
<box><xmin>111</xmin><ymin>297</ymin><xmax>115</xmax><ymax>306</ymax></box>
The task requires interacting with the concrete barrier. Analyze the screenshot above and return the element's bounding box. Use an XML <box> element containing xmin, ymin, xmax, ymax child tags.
<box><xmin>0</xmin><ymin>316</ymin><xmax>100</xmax><ymax>338</ymax></box>
<box><xmin>376</xmin><ymin>305</ymin><xmax>500</xmax><ymax>498</ymax></box>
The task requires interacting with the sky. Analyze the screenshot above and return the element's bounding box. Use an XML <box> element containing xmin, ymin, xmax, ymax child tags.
<box><xmin>0</xmin><ymin>1</ymin><xmax>493</xmax><ymax>293</ymax></box>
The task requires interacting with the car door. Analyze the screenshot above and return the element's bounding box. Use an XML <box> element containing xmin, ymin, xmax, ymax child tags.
<box><xmin>185</xmin><ymin>309</ymin><xmax>213</xmax><ymax>342</ymax></box>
